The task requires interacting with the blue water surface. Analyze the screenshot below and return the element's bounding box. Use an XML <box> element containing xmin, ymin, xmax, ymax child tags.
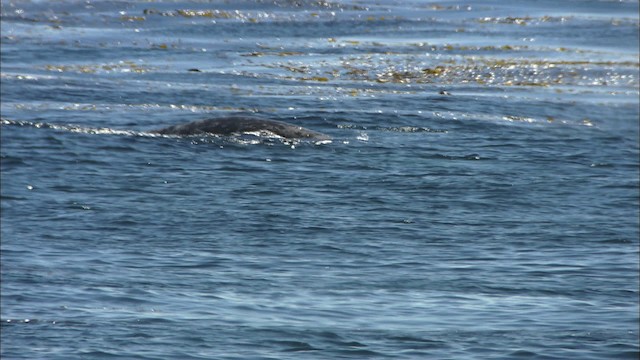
<box><xmin>1</xmin><ymin>0</ymin><xmax>639</xmax><ymax>359</ymax></box>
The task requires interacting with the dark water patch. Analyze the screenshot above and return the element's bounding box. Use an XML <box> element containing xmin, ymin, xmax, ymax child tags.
<box><xmin>0</xmin><ymin>154</ymin><xmax>26</xmax><ymax>167</ymax></box>
<box><xmin>0</xmin><ymin>194</ymin><xmax>27</xmax><ymax>201</ymax></box>
<box><xmin>274</xmin><ymin>340</ymin><xmax>319</xmax><ymax>352</ymax></box>
<box><xmin>386</xmin><ymin>334</ymin><xmax>448</xmax><ymax>349</ymax></box>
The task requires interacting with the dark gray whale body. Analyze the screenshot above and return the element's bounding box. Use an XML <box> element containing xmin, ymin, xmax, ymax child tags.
<box><xmin>151</xmin><ymin>116</ymin><xmax>330</xmax><ymax>140</ymax></box>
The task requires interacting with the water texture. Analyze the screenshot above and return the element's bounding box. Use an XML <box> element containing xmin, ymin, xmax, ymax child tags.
<box><xmin>1</xmin><ymin>0</ymin><xmax>639</xmax><ymax>359</ymax></box>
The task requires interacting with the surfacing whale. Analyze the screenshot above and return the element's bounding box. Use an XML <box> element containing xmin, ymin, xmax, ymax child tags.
<box><xmin>151</xmin><ymin>116</ymin><xmax>330</xmax><ymax>140</ymax></box>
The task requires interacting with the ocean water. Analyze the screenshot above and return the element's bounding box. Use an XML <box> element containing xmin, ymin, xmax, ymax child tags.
<box><xmin>1</xmin><ymin>0</ymin><xmax>639</xmax><ymax>359</ymax></box>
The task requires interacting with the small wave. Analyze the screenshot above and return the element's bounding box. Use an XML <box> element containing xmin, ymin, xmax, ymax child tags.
<box><xmin>433</xmin><ymin>153</ymin><xmax>485</xmax><ymax>161</ymax></box>
<box><xmin>337</xmin><ymin>123</ymin><xmax>447</xmax><ymax>133</ymax></box>
<box><xmin>2</xmin><ymin>318</ymin><xmax>39</xmax><ymax>325</ymax></box>
<box><xmin>1</xmin><ymin>118</ymin><xmax>153</xmax><ymax>137</ymax></box>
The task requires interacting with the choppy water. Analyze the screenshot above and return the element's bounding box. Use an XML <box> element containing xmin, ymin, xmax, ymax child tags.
<box><xmin>1</xmin><ymin>1</ymin><xmax>639</xmax><ymax>359</ymax></box>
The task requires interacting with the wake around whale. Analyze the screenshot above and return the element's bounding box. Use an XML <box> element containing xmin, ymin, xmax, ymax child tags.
<box><xmin>151</xmin><ymin>116</ymin><xmax>330</xmax><ymax>140</ymax></box>
<box><xmin>1</xmin><ymin>116</ymin><xmax>331</xmax><ymax>140</ymax></box>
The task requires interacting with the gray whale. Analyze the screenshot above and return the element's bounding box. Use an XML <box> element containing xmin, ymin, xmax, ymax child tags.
<box><xmin>151</xmin><ymin>116</ymin><xmax>330</xmax><ymax>140</ymax></box>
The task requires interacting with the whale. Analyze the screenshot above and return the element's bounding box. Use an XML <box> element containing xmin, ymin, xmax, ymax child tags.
<box><xmin>151</xmin><ymin>116</ymin><xmax>330</xmax><ymax>140</ymax></box>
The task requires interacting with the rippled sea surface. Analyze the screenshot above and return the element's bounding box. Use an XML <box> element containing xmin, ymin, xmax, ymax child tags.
<box><xmin>1</xmin><ymin>1</ymin><xmax>639</xmax><ymax>359</ymax></box>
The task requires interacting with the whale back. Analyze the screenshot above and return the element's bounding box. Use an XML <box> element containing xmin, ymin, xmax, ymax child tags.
<box><xmin>151</xmin><ymin>116</ymin><xmax>330</xmax><ymax>140</ymax></box>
